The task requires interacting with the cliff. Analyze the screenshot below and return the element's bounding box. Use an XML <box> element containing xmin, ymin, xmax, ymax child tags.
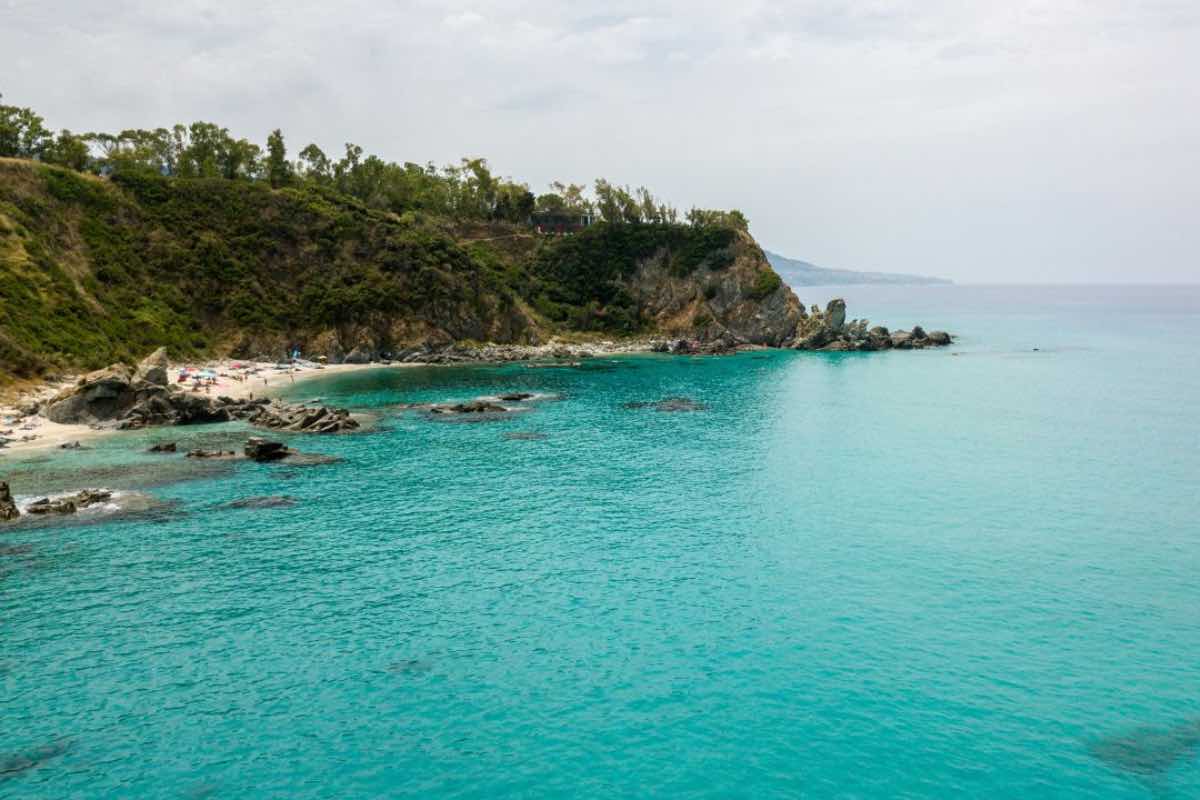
<box><xmin>0</xmin><ymin>159</ymin><xmax>802</xmax><ymax>380</ymax></box>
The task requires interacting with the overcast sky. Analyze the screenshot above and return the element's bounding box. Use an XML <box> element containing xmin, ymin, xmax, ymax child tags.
<box><xmin>4</xmin><ymin>0</ymin><xmax>1198</xmax><ymax>283</ymax></box>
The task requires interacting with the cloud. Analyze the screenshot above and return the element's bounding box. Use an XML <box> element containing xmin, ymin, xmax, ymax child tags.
<box><xmin>2</xmin><ymin>0</ymin><xmax>1198</xmax><ymax>282</ymax></box>
<box><xmin>443</xmin><ymin>10</ymin><xmax>484</xmax><ymax>29</ymax></box>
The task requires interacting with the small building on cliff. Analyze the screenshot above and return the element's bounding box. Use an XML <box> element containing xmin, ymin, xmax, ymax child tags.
<box><xmin>531</xmin><ymin>211</ymin><xmax>595</xmax><ymax>235</ymax></box>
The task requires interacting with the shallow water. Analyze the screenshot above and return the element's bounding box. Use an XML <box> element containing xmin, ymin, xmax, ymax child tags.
<box><xmin>2</xmin><ymin>284</ymin><xmax>1199</xmax><ymax>798</ymax></box>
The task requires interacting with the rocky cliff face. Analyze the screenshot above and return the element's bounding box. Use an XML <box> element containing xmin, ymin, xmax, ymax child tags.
<box><xmin>620</xmin><ymin>230</ymin><xmax>805</xmax><ymax>347</ymax></box>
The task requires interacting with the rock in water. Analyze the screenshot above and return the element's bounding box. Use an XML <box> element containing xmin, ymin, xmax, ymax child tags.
<box><xmin>243</xmin><ymin>437</ymin><xmax>290</xmax><ymax>462</ymax></box>
<box><xmin>787</xmin><ymin>297</ymin><xmax>952</xmax><ymax>352</ymax></box>
<box><xmin>0</xmin><ymin>482</ymin><xmax>18</xmax><ymax>522</ymax></box>
<box><xmin>425</xmin><ymin>400</ymin><xmax>510</xmax><ymax>416</ymax></box>
<box><xmin>23</xmin><ymin>489</ymin><xmax>112</xmax><ymax>516</ymax></box>
<box><xmin>147</xmin><ymin>442</ymin><xmax>177</xmax><ymax>453</ymax></box>
<box><xmin>185</xmin><ymin>449</ymin><xmax>237</xmax><ymax>459</ymax></box>
<box><xmin>26</xmin><ymin>497</ymin><xmax>77</xmax><ymax>515</ymax></box>
<box><xmin>244</xmin><ymin>401</ymin><xmax>360</xmax><ymax>433</ymax></box>
<box><xmin>72</xmin><ymin>489</ymin><xmax>113</xmax><ymax>508</ymax></box>
<box><xmin>134</xmin><ymin>347</ymin><xmax>169</xmax><ymax>387</ymax></box>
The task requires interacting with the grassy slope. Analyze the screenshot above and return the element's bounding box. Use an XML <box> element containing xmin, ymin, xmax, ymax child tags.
<box><xmin>0</xmin><ymin>159</ymin><xmax>766</xmax><ymax>381</ymax></box>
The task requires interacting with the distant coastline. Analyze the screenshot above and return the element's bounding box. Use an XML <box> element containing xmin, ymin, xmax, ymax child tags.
<box><xmin>765</xmin><ymin>251</ymin><xmax>952</xmax><ymax>287</ymax></box>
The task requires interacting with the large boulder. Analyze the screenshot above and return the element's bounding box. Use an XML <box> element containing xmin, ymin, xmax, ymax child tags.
<box><xmin>343</xmin><ymin>346</ymin><xmax>374</xmax><ymax>364</ymax></box>
<box><xmin>134</xmin><ymin>347</ymin><xmax>170</xmax><ymax>387</ymax></box>
<box><xmin>43</xmin><ymin>364</ymin><xmax>136</xmax><ymax>424</ymax></box>
<box><xmin>0</xmin><ymin>482</ymin><xmax>18</xmax><ymax>522</ymax></box>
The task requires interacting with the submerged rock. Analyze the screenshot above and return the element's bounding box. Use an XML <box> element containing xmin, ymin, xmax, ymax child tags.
<box><xmin>224</xmin><ymin>495</ymin><xmax>298</xmax><ymax>509</ymax></box>
<box><xmin>147</xmin><ymin>442</ymin><xmax>177</xmax><ymax>453</ymax></box>
<box><xmin>1089</xmin><ymin>718</ymin><xmax>1200</xmax><ymax>779</ymax></box>
<box><xmin>0</xmin><ymin>738</ymin><xmax>71</xmax><ymax>780</ymax></box>
<box><xmin>623</xmin><ymin>397</ymin><xmax>709</xmax><ymax>412</ymax></box>
<box><xmin>503</xmin><ymin>431</ymin><xmax>549</xmax><ymax>441</ymax></box>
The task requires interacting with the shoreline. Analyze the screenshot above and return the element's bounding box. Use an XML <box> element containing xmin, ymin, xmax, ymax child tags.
<box><xmin>0</xmin><ymin>339</ymin><xmax>666</xmax><ymax>456</ymax></box>
<box><xmin>0</xmin><ymin>360</ymin><xmax>399</xmax><ymax>456</ymax></box>
<box><xmin>0</xmin><ymin>322</ymin><xmax>945</xmax><ymax>456</ymax></box>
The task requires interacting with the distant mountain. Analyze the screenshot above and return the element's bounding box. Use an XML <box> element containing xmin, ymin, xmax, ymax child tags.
<box><xmin>764</xmin><ymin>251</ymin><xmax>952</xmax><ymax>286</ymax></box>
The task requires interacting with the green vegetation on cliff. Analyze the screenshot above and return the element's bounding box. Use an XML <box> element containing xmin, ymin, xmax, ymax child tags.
<box><xmin>0</xmin><ymin>98</ymin><xmax>791</xmax><ymax>381</ymax></box>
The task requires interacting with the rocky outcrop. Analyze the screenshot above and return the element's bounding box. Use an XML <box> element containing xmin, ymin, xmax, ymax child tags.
<box><xmin>431</xmin><ymin>400</ymin><xmax>509</xmax><ymax>415</ymax></box>
<box><xmin>43</xmin><ymin>364</ymin><xmax>138</xmax><ymax>424</ymax></box>
<box><xmin>0</xmin><ymin>482</ymin><xmax>19</xmax><ymax>522</ymax></box>
<box><xmin>652</xmin><ymin>331</ymin><xmax>743</xmax><ymax>355</ymax></box>
<box><xmin>620</xmin><ymin>230</ymin><xmax>804</xmax><ymax>347</ymax></box>
<box><xmin>244</xmin><ymin>401</ymin><xmax>359</xmax><ymax>434</ymax></box>
<box><xmin>789</xmin><ymin>298</ymin><xmax>952</xmax><ymax>352</ymax></box>
<box><xmin>243</xmin><ymin>437</ymin><xmax>290</xmax><ymax>462</ymax></box>
<box><xmin>43</xmin><ymin>352</ymin><xmax>359</xmax><ymax>434</ymax></box>
<box><xmin>25</xmin><ymin>489</ymin><xmax>112</xmax><ymax>516</ymax></box>
<box><xmin>134</xmin><ymin>347</ymin><xmax>169</xmax><ymax>387</ymax></box>
<box><xmin>185</xmin><ymin>449</ymin><xmax>237</xmax><ymax>459</ymax></box>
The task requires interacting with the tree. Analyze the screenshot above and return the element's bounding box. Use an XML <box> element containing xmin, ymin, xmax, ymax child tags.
<box><xmin>297</xmin><ymin>143</ymin><xmax>331</xmax><ymax>183</ymax></box>
<box><xmin>536</xmin><ymin>192</ymin><xmax>568</xmax><ymax>214</ymax></box>
<box><xmin>636</xmin><ymin>187</ymin><xmax>660</xmax><ymax>224</ymax></box>
<box><xmin>221</xmin><ymin>138</ymin><xmax>262</xmax><ymax>180</ymax></box>
<box><xmin>686</xmin><ymin>207</ymin><xmax>750</xmax><ymax>231</ymax></box>
<box><xmin>41</xmin><ymin>129</ymin><xmax>91</xmax><ymax>171</ymax></box>
<box><xmin>0</xmin><ymin>96</ymin><xmax>51</xmax><ymax>158</ymax></box>
<box><xmin>266</xmin><ymin>128</ymin><xmax>290</xmax><ymax>188</ymax></box>
<box><xmin>594</xmin><ymin>179</ymin><xmax>622</xmax><ymax>223</ymax></box>
<box><xmin>180</xmin><ymin>122</ymin><xmax>229</xmax><ymax>178</ymax></box>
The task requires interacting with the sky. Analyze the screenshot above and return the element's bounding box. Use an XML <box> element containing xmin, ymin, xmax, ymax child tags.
<box><xmin>3</xmin><ymin>0</ymin><xmax>1198</xmax><ymax>283</ymax></box>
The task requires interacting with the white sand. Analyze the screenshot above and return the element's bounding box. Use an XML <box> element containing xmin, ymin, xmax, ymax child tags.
<box><xmin>0</xmin><ymin>360</ymin><xmax>406</xmax><ymax>455</ymax></box>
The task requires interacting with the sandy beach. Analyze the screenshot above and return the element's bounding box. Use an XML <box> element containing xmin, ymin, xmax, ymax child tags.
<box><xmin>0</xmin><ymin>360</ymin><xmax>398</xmax><ymax>455</ymax></box>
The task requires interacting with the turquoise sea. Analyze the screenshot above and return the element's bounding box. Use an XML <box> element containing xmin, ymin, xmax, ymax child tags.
<box><xmin>3</xmin><ymin>284</ymin><xmax>1199</xmax><ymax>798</ymax></box>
